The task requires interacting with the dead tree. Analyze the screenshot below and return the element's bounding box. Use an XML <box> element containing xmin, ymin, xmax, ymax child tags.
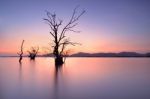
<box><xmin>27</xmin><ymin>46</ymin><xmax>39</xmax><ymax>60</ymax></box>
<box><xmin>44</xmin><ymin>7</ymin><xmax>85</xmax><ymax>65</ymax></box>
<box><xmin>17</xmin><ymin>40</ymin><xmax>25</xmax><ymax>63</ymax></box>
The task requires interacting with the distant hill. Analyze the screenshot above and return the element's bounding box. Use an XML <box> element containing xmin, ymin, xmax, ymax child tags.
<box><xmin>41</xmin><ymin>53</ymin><xmax>54</xmax><ymax>57</ymax></box>
<box><xmin>69</xmin><ymin>52</ymin><xmax>150</xmax><ymax>57</ymax></box>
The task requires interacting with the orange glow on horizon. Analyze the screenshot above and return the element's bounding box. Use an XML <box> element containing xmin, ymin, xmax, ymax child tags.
<box><xmin>0</xmin><ymin>27</ymin><xmax>150</xmax><ymax>55</ymax></box>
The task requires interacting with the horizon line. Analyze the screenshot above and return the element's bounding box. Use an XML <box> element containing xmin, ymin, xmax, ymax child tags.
<box><xmin>0</xmin><ymin>51</ymin><xmax>150</xmax><ymax>57</ymax></box>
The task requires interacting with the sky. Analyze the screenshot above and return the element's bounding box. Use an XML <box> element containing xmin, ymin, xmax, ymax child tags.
<box><xmin>0</xmin><ymin>0</ymin><xmax>150</xmax><ymax>55</ymax></box>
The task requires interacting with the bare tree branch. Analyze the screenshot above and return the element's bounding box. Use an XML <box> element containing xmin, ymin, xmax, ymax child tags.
<box><xmin>58</xmin><ymin>8</ymin><xmax>85</xmax><ymax>43</ymax></box>
<box><xmin>49</xmin><ymin>32</ymin><xmax>55</xmax><ymax>37</ymax></box>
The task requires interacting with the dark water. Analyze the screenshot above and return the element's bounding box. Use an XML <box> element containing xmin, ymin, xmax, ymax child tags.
<box><xmin>0</xmin><ymin>57</ymin><xmax>150</xmax><ymax>99</ymax></box>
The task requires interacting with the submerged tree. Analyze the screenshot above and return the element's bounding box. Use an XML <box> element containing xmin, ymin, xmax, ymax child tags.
<box><xmin>27</xmin><ymin>46</ymin><xmax>39</xmax><ymax>60</ymax></box>
<box><xmin>17</xmin><ymin>40</ymin><xmax>25</xmax><ymax>63</ymax></box>
<box><xmin>44</xmin><ymin>7</ymin><xmax>85</xmax><ymax>65</ymax></box>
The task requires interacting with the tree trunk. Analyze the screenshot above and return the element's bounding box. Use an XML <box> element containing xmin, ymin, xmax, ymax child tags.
<box><xmin>19</xmin><ymin>56</ymin><xmax>22</xmax><ymax>63</ymax></box>
<box><xmin>54</xmin><ymin>33</ymin><xmax>64</xmax><ymax>65</ymax></box>
<box><xmin>55</xmin><ymin>55</ymin><xmax>63</xmax><ymax>66</ymax></box>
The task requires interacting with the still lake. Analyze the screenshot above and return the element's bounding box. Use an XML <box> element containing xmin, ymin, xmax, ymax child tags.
<box><xmin>0</xmin><ymin>57</ymin><xmax>150</xmax><ymax>99</ymax></box>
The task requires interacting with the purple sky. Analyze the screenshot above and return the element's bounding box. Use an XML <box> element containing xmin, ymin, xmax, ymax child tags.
<box><xmin>0</xmin><ymin>0</ymin><xmax>150</xmax><ymax>55</ymax></box>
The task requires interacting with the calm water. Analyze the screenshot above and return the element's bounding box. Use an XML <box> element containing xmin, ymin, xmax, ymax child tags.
<box><xmin>0</xmin><ymin>57</ymin><xmax>150</xmax><ymax>99</ymax></box>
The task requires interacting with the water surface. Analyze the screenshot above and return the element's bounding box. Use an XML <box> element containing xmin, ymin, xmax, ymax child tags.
<box><xmin>0</xmin><ymin>57</ymin><xmax>150</xmax><ymax>99</ymax></box>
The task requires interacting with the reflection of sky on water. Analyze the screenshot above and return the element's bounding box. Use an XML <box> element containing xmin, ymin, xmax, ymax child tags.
<box><xmin>0</xmin><ymin>57</ymin><xmax>150</xmax><ymax>99</ymax></box>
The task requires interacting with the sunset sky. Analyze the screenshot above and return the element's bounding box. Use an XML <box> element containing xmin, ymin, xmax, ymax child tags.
<box><xmin>0</xmin><ymin>0</ymin><xmax>150</xmax><ymax>55</ymax></box>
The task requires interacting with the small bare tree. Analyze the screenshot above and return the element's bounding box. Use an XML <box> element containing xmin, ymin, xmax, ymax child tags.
<box><xmin>17</xmin><ymin>40</ymin><xmax>25</xmax><ymax>63</ymax></box>
<box><xmin>27</xmin><ymin>46</ymin><xmax>39</xmax><ymax>60</ymax></box>
<box><xmin>44</xmin><ymin>7</ymin><xmax>85</xmax><ymax>65</ymax></box>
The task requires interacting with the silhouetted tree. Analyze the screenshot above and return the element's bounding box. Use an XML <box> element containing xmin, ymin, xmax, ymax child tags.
<box><xmin>27</xmin><ymin>46</ymin><xmax>39</xmax><ymax>60</ymax></box>
<box><xmin>17</xmin><ymin>40</ymin><xmax>25</xmax><ymax>63</ymax></box>
<box><xmin>44</xmin><ymin>6</ymin><xmax>85</xmax><ymax>65</ymax></box>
